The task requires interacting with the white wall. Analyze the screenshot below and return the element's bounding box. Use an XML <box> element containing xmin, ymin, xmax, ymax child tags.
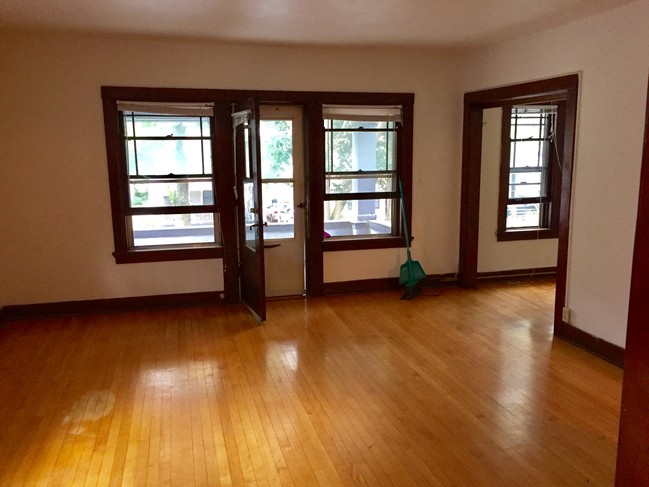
<box><xmin>463</xmin><ymin>0</ymin><xmax>649</xmax><ymax>347</ymax></box>
<box><xmin>0</xmin><ymin>31</ymin><xmax>463</xmax><ymax>306</ymax></box>
<box><xmin>478</xmin><ymin>107</ymin><xmax>558</xmax><ymax>273</ymax></box>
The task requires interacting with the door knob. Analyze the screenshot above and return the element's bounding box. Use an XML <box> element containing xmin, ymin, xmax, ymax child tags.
<box><xmin>297</xmin><ymin>202</ymin><xmax>306</xmax><ymax>209</ymax></box>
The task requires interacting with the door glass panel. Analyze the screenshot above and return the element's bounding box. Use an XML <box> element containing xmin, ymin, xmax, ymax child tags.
<box><xmin>260</xmin><ymin>120</ymin><xmax>293</xmax><ymax>179</ymax></box>
<box><xmin>262</xmin><ymin>182</ymin><xmax>294</xmax><ymax>239</ymax></box>
<box><xmin>260</xmin><ymin>118</ymin><xmax>296</xmax><ymax>240</ymax></box>
<box><xmin>243</xmin><ymin>181</ymin><xmax>256</xmax><ymax>246</ymax></box>
<box><xmin>244</xmin><ymin>125</ymin><xmax>251</xmax><ymax>179</ymax></box>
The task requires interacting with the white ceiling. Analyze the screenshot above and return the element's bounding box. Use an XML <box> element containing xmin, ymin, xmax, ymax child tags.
<box><xmin>0</xmin><ymin>0</ymin><xmax>638</xmax><ymax>48</ymax></box>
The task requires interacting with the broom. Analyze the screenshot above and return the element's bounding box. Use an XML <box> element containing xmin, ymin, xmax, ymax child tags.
<box><xmin>398</xmin><ymin>180</ymin><xmax>426</xmax><ymax>300</ymax></box>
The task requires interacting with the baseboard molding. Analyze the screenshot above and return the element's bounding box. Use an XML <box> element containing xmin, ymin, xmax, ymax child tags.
<box><xmin>0</xmin><ymin>307</ymin><xmax>10</xmax><ymax>327</ymax></box>
<box><xmin>0</xmin><ymin>291</ymin><xmax>225</xmax><ymax>325</ymax></box>
<box><xmin>555</xmin><ymin>320</ymin><xmax>625</xmax><ymax>368</ymax></box>
<box><xmin>477</xmin><ymin>267</ymin><xmax>557</xmax><ymax>281</ymax></box>
<box><xmin>323</xmin><ymin>273</ymin><xmax>456</xmax><ymax>295</ymax></box>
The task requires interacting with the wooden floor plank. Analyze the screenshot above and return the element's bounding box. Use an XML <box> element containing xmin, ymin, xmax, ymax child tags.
<box><xmin>0</xmin><ymin>279</ymin><xmax>622</xmax><ymax>486</ymax></box>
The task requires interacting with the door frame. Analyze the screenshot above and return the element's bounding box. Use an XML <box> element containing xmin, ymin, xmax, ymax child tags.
<box><xmin>458</xmin><ymin>74</ymin><xmax>579</xmax><ymax>331</ymax></box>
<box><xmin>615</xmin><ymin>76</ymin><xmax>649</xmax><ymax>486</ymax></box>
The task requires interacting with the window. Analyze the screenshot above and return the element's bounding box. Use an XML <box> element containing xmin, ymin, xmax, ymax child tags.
<box><xmin>106</xmin><ymin>101</ymin><xmax>222</xmax><ymax>263</ymax></box>
<box><xmin>498</xmin><ymin>103</ymin><xmax>563</xmax><ymax>241</ymax></box>
<box><xmin>322</xmin><ymin>105</ymin><xmax>401</xmax><ymax>239</ymax></box>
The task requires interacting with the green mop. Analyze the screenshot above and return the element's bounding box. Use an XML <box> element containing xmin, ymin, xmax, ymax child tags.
<box><xmin>398</xmin><ymin>180</ymin><xmax>426</xmax><ymax>299</ymax></box>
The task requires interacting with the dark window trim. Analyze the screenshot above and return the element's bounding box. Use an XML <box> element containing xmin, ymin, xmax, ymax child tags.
<box><xmin>496</xmin><ymin>100</ymin><xmax>566</xmax><ymax>241</ymax></box>
<box><xmin>102</xmin><ymin>87</ymin><xmax>414</xmax><ymax>297</ymax></box>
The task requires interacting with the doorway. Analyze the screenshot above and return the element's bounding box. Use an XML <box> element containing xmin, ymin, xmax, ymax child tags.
<box><xmin>259</xmin><ymin>105</ymin><xmax>306</xmax><ymax>297</ymax></box>
<box><xmin>458</xmin><ymin>74</ymin><xmax>579</xmax><ymax>330</ymax></box>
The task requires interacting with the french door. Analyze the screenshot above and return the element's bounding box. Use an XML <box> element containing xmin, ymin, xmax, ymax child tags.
<box><xmin>233</xmin><ymin>99</ymin><xmax>266</xmax><ymax>321</ymax></box>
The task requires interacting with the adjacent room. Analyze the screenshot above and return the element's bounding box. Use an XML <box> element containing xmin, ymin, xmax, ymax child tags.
<box><xmin>1</xmin><ymin>0</ymin><xmax>648</xmax><ymax>484</ymax></box>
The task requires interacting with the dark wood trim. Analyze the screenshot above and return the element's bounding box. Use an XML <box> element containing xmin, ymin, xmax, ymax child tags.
<box><xmin>553</xmin><ymin>88</ymin><xmax>578</xmax><ymax>328</ymax></box>
<box><xmin>323</xmin><ymin>273</ymin><xmax>456</xmax><ymax>295</ymax></box>
<box><xmin>464</xmin><ymin>75</ymin><xmax>579</xmax><ymax>106</ymax></box>
<box><xmin>0</xmin><ymin>291</ymin><xmax>225</xmax><ymax>324</ymax></box>
<box><xmin>458</xmin><ymin>105</ymin><xmax>483</xmax><ymax>288</ymax></box>
<box><xmin>213</xmin><ymin>102</ymin><xmax>239</xmax><ymax>303</ymax></box>
<box><xmin>555</xmin><ymin>321</ymin><xmax>624</xmax><ymax>368</ymax></box>
<box><xmin>0</xmin><ymin>307</ymin><xmax>9</xmax><ymax>328</ymax></box>
<box><xmin>497</xmin><ymin>104</ymin><xmax>513</xmax><ymax>238</ymax></box>
<box><xmin>102</xmin><ymin>86</ymin><xmax>414</xmax><ymax>107</ymax></box>
<box><xmin>477</xmin><ymin>267</ymin><xmax>556</xmax><ymax>280</ymax></box>
<box><xmin>400</xmin><ymin>101</ymin><xmax>414</xmax><ymax>242</ymax></box>
<box><xmin>458</xmin><ymin>74</ymin><xmax>579</xmax><ymax>340</ymax></box>
<box><xmin>304</xmin><ymin>102</ymin><xmax>325</xmax><ymax>296</ymax></box>
<box><xmin>615</xmin><ymin>76</ymin><xmax>649</xmax><ymax>487</ymax></box>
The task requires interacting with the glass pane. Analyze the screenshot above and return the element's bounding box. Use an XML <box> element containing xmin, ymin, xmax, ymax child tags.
<box><xmin>127</xmin><ymin>139</ymin><xmax>208</xmax><ymax>176</ymax></box>
<box><xmin>325</xmin><ymin>131</ymin><xmax>352</xmax><ymax>172</ymax></box>
<box><xmin>512</xmin><ymin>119</ymin><xmax>543</xmax><ymax>140</ymax></box>
<box><xmin>510</xmin><ymin>184</ymin><xmax>541</xmax><ymax>199</ymax></box>
<box><xmin>511</xmin><ymin>140</ymin><xmax>548</xmax><ymax>168</ymax></box>
<box><xmin>262</xmin><ymin>182</ymin><xmax>294</xmax><ymax>240</ymax></box>
<box><xmin>131</xmin><ymin>213</ymin><xmax>217</xmax><ymax>247</ymax></box>
<box><xmin>129</xmin><ymin>181</ymin><xmax>213</xmax><ymax>208</ymax></box>
<box><xmin>243</xmin><ymin>181</ymin><xmax>256</xmax><ymax>246</ymax></box>
<box><xmin>506</xmin><ymin>204</ymin><xmax>540</xmax><ymax>229</ymax></box>
<box><xmin>509</xmin><ymin>171</ymin><xmax>544</xmax><ymax>199</ymax></box>
<box><xmin>325</xmin><ymin>124</ymin><xmax>396</xmax><ymax>173</ymax></box>
<box><xmin>509</xmin><ymin>172</ymin><xmax>542</xmax><ymax>185</ymax></box>
<box><xmin>260</xmin><ymin>120</ymin><xmax>293</xmax><ymax>179</ymax></box>
<box><xmin>124</xmin><ymin>113</ymin><xmax>208</xmax><ymax>137</ymax></box>
<box><xmin>244</xmin><ymin>125</ymin><xmax>251</xmax><ymax>179</ymax></box>
<box><xmin>323</xmin><ymin>199</ymin><xmax>393</xmax><ymax>237</ymax></box>
<box><xmin>325</xmin><ymin>175</ymin><xmax>395</xmax><ymax>194</ymax></box>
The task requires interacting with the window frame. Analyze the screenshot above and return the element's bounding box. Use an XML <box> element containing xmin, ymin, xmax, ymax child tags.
<box><xmin>318</xmin><ymin>99</ymin><xmax>414</xmax><ymax>252</ymax></box>
<box><xmin>102</xmin><ymin>99</ymin><xmax>223</xmax><ymax>263</ymax></box>
<box><xmin>497</xmin><ymin>100</ymin><xmax>565</xmax><ymax>241</ymax></box>
<box><xmin>321</xmin><ymin>113</ymin><xmax>400</xmax><ymax>244</ymax></box>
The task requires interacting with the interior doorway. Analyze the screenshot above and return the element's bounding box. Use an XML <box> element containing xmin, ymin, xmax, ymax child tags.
<box><xmin>459</xmin><ymin>75</ymin><xmax>579</xmax><ymax>330</ymax></box>
<box><xmin>259</xmin><ymin>105</ymin><xmax>306</xmax><ymax>297</ymax></box>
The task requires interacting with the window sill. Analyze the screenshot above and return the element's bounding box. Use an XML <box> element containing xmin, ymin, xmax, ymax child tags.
<box><xmin>322</xmin><ymin>236</ymin><xmax>407</xmax><ymax>252</ymax></box>
<box><xmin>497</xmin><ymin>228</ymin><xmax>558</xmax><ymax>242</ymax></box>
<box><xmin>114</xmin><ymin>246</ymin><xmax>223</xmax><ymax>264</ymax></box>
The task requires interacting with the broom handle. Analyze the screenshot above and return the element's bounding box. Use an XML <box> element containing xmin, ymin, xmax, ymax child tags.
<box><xmin>399</xmin><ymin>180</ymin><xmax>412</xmax><ymax>258</ymax></box>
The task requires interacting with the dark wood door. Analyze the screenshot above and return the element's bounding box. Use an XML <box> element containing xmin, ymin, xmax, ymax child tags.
<box><xmin>233</xmin><ymin>100</ymin><xmax>266</xmax><ymax>322</ymax></box>
<box><xmin>615</xmin><ymin>77</ymin><xmax>649</xmax><ymax>486</ymax></box>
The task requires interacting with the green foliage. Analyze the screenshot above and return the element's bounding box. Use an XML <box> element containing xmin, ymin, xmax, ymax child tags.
<box><xmin>132</xmin><ymin>188</ymin><xmax>149</xmax><ymax>206</ymax></box>
<box><xmin>262</xmin><ymin>120</ymin><xmax>293</xmax><ymax>178</ymax></box>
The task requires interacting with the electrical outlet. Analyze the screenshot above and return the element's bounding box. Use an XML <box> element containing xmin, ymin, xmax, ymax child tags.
<box><xmin>562</xmin><ymin>307</ymin><xmax>571</xmax><ymax>323</ymax></box>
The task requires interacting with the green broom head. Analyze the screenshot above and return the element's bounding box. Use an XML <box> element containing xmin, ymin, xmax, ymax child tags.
<box><xmin>399</xmin><ymin>258</ymin><xmax>427</xmax><ymax>286</ymax></box>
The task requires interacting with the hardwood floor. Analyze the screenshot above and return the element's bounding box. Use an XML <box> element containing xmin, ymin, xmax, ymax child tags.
<box><xmin>0</xmin><ymin>279</ymin><xmax>622</xmax><ymax>486</ymax></box>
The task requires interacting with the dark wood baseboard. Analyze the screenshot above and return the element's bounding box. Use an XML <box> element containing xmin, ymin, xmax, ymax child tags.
<box><xmin>0</xmin><ymin>291</ymin><xmax>225</xmax><ymax>326</ymax></box>
<box><xmin>477</xmin><ymin>267</ymin><xmax>557</xmax><ymax>281</ymax></box>
<box><xmin>0</xmin><ymin>307</ymin><xmax>10</xmax><ymax>327</ymax></box>
<box><xmin>555</xmin><ymin>320</ymin><xmax>625</xmax><ymax>368</ymax></box>
<box><xmin>323</xmin><ymin>273</ymin><xmax>456</xmax><ymax>295</ymax></box>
